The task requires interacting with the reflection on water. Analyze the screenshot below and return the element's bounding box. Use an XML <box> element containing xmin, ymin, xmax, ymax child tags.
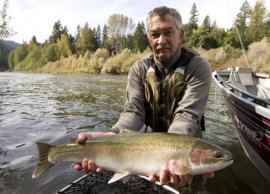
<box><xmin>0</xmin><ymin>72</ymin><xmax>269</xmax><ymax>194</ymax></box>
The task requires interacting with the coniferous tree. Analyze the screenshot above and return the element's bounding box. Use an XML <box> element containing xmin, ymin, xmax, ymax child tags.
<box><xmin>102</xmin><ymin>24</ymin><xmax>112</xmax><ymax>53</ymax></box>
<box><xmin>188</xmin><ymin>3</ymin><xmax>199</xmax><ymax>30</ymax></box>
<box><xmin>49</xmin><ymin>20</ymin><xmax>66</xmax><ymax>43</ymax></box>
<box><xmin>92</xmin><ymin>27</ymin><xmax>100</xmax><ymax>51</ymax></box>
<box><xmin>133</xmin><ymin>22</ymin><xmax>148</xmax><ymax>52</ymax></box>
<box><xmin>96</xmin><ymin>25</ymin><xmax>102</xmax><ymax>48</ymax></box>
<box><xmin>234</xmin><ymin>0</ymin><xmax>252</xmax><ymax>48</ymax></box>
<box><xmin>202</xmin><ymin>15</ymin><xmax>212</xmax><ymax>30</ymax></box>
<box><xmin>247</xmin><ymin>0</ymin><xmax>267</xmax><ymax>42</ymax></box>
<box><xmin>76</xmin><ymin>23</ymin><xmax>96</xmax><ymax>55</ymax></box>
<box><xmin>102</xmin><ymin>24</ymin><xmax>108</xmax><ymax>47</ymax></box>
<box><xmin>28</xmin><ymin>36</ymin><xmax>39</xmax><ymax>52</ymax></box>
<box><xmin>0</xmin><ymin>40</ymin><xmax>11</xmax><ymax>70</ymax></box>
<box><xmin>185</xmin><ymin>3</ymin><xmax>199</xmax><ymax>42</ymax></box>
<box><xmin>0</xmin><ymin>0</ymin><xmax>13</xmax><ymax>39</ymax></box>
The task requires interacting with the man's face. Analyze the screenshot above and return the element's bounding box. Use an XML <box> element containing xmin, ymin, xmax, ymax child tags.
<box><xmin>147</xmin><ymin>15</ymin><xmax>184</xmax><ymax>62</ymax></box>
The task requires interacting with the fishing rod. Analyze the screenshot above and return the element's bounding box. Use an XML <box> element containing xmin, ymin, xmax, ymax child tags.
<box><xmin>225</xmin><ymin>0</ymin><xmax>250</xmax><ymax>67</ymax></box>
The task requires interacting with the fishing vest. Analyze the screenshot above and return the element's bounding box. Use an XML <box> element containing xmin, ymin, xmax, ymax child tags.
<box><xmin>143</xmin><ymin>48</ymin><xmax>195</xmax><ymax>132</ymax></box>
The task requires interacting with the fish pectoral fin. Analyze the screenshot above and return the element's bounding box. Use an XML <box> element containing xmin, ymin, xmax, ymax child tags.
<box><xmin>173</xmin><ymin>160</ymin><xmax>192</xmax><ymax>176</ymax></box>
<box><xmin>178</xmin><ymin>164</ymin><xmax>192</xmax><ymax>176</ymax></box>
<box><xmin>108</xmin><ymin>172</ymin><xmax>131</xmax><ymax>184</ymax></box>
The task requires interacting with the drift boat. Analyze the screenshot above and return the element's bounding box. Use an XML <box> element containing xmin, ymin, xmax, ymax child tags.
<box><xmin>212</xmin><ymin>67</ymin><xmax>270</xmax><ymax>182</ymax></box>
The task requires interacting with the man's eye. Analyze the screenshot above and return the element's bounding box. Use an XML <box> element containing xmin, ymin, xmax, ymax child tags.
<box><xmin>150</xmin><ymin>33</ymin><xmax>159</xmax><ymax>38</ymax></box>
<box><xmin>164</xmin><ymin>31</ymin><xmax>173</xmax><ymax>36</ymax></box>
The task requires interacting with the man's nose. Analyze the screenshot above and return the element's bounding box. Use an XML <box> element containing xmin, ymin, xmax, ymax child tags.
<box><xmin>157</xmin><ymin>34</ymin><xmax>167</xmax><ymax>45</ymax></box>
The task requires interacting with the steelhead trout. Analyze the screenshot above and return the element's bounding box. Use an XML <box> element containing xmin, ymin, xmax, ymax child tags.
<box><xmin>32</xmin><ymin>132</ymin><xmax>233</xmax><ymax>183</ymax></box>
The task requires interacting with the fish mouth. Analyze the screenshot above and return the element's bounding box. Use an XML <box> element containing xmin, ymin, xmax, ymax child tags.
<box><xmin>221</xmin><ymin>157</ymin><xmax>234</xmax><ymax>168</ymax></box>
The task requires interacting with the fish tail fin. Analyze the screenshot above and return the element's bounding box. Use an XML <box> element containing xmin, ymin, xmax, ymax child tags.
<box><xmin>32</xmin><ymin>141</ymin><xmax>55</xmax><ymax>179</ymax></box>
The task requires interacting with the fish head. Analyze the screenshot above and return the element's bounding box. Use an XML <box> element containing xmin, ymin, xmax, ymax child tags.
<box><xmin>186</xmin><ymin>140</ymin><xmax>233</xmax><ymax>175</ymax></box>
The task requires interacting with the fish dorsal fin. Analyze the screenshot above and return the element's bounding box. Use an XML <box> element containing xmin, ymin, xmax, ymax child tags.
<box><xmin>108</xmin><ymin>172</ymin><xmax>131</xmax><ymax>184</ymax></box>
<box><xmin>119</xmin><ymin>129</ymin><xmax>137</xmax><ymax>134</ymax></box>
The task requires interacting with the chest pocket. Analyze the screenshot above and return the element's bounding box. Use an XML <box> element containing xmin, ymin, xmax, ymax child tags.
<box><xmin>144</xmin><ymin>66</ymin><xmax>186</xmax><ymax>132</ymax></box>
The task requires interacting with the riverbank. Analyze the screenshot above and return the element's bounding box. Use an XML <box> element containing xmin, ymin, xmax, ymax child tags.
<box><xmin>11</xmin><ymin>38</ymin><xmax>270</xmax><ymax>74</ymax></box>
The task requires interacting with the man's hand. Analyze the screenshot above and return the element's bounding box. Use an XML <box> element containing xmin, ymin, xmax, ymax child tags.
<box><xmin>73</xmin><ymin>131</ymin><xmax>116</xmax><ymax>173</ymax></box>
<box><xmin>148</xmin><ymin>159</ymin><xmax>215</xmax><ymax>185</ymax></box>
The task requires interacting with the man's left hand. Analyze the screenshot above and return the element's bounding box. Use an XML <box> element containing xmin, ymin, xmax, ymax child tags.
<box><xmin>148</xmin><ymin>159</ymin><xmax>215</xmax><ymax>185</ymax></box>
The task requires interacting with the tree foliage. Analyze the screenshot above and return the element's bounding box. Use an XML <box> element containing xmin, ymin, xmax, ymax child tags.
<box><xmin>0</xmin><ymin>0</ymin><xmax>13</xmax><ymax>39</ymax></box>
<box><xmin>247</xmin><ymin>0</ymin><xmax>267</xmax><ymax>42</ymax></box>
<box><xmin>107</xmin><ymin>14</ymin><xmax>134</xmax><ymax>53</ymax></box>
<box><xmin>3</xmin><ymin>0</ymin><xmax>270</xmax><ymax>73</ymax></box>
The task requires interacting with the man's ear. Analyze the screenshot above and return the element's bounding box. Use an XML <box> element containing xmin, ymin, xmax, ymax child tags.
<box><xmin>179</xmin><ymin>29</ymin><xmax>185</xmax><ymax>43</ymax></box>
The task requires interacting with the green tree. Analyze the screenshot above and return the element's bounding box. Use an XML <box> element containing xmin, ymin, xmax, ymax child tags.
<box><xmin>13</xmin><ymin>41</ymin><xmax>28</xmax><ymax>64</ymax></box>
<box><xmin>234</xmin><ymin>0</ymin><xmax>252</xmax><ymax>48</ymax></box>
<box><xmin>189</xmin><ymin>27</ymin><xmax>218</xmax><ymax>50</ymax></box>
<box><xmin>19</xmin><ymin>46</ymin><xmax>44</xmax><ymax>70</ymax></box>
<box><xmin>264</xmin><ymin>13</ymin><xmax>270</xmax><ymax>37</ymax></box>
<box><xmin>223</xmin><ymin>30</ymin><xmax>239</xmax><ymax>48</ymax></box>
<box><xmin>133</xmin><ymin>21</ymin><xmax>148</xmax><ymax>52</ymax></box>
<box><xmin>95</xmin><ymin>25</ymin><xmax>102</xmax><ymax>48</ymax></box>
<box><xmin>102</xmin><ymin>24</ymin><xmax>111</xmax><ymax>53</ymax></box>
<box><xmin>247</xmin><ymin>0</ymin><xmax>267</xmax><ymax>42</ymax></box>
<box><xmin>57</xmin><ymin>34</ymin><xmax>72</xmax><ymax>57</ymax></box>
<box><xmin>107</xmin><ymin>14</ymin><xmax>134</xmax><ymax>53</ymax></box>
<box><xmin>28</xmin><ymin>36</ymin><xmax>39</xmax><ymax>52</ymax></box>
<box><xmin>49</xmin><ymin>20</ymin><xmax>68</xmax><ymax>43</ymax></box>
<box><xmin>210</xmin><ymin>27</ymin><xmax>225</xmax><ymax>47</ymax></box>
<box><xmin>43</xmin><ymin>43</ymin><xmax>60</xmax><ymax>62</ymax></box>
<box><xmin>92</xmin><ymin>27</ymin><xmax>100</xmax><ymax>51</ymax></box>
<box><xmin>8</xmin><ymin>48</ymin><xmax>15</xmax><ymax>70</ymax></box>
<box><xmin>0</xmin><ymin>40</ymin><xmax>11</xmax><ymax>70</ymax></box>
<box><xmin>202</xmin><ymin>15</ymin><xmax>212</xmax><ymax>30</ymax></box>
<box><xmin>185</xmin><ymin>3</ymin><xmax>199</xmax><ymax>41</ymax></box>
<box><xmin>189</xmin><ymin>3</ymin><xmax>199</xmax><ymax>29</ymax></box>
<box><xmin>76</xmin><ymin>23</ymin><xmax>96</xmax><ymax>55</ymax></box>
<box><xmin>0</xmin><ymin>0</ymin><xmax>13</xmax><ymax>39</ymax></box>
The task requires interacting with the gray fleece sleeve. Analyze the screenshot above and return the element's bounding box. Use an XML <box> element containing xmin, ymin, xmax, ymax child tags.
<box><xmin>168</xmin><ymin>56</ymin><xmax>212</xmax><ymax>136</ymax></box>
<box><xmin>112</xmin><ymin>62</ymin><xmax>146</xmax><ymax>131</ymax></box>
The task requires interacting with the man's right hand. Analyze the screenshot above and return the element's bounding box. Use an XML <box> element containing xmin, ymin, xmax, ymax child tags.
<box><xmin>73</xmin><ymin>131</ymin><xmax>116</xmax><ymax>173</ymax></box>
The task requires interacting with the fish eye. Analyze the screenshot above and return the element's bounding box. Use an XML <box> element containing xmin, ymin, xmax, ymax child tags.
<box><xmin>214</xmin><ymin>152</ymin><xmax>224</xmax><ymax>158</ymax></box>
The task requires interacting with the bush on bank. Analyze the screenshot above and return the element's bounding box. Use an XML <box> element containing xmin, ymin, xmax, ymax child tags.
<box><xmin>14</xmin><ymin>37</ymin><xmax>270</xmax><ymax>74</ymax></box>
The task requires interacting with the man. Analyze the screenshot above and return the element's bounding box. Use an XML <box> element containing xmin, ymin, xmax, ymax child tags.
<box><xmin>74</xmin><ymin>6</ymin><xmax>212</xmax><ymax>185</ymax></box>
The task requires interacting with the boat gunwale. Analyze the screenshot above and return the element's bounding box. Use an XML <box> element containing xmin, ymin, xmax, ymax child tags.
<box><xmin>212</xmin><ymin>71</ymin><xmax>270</xmax><ymax>120</ymax></box>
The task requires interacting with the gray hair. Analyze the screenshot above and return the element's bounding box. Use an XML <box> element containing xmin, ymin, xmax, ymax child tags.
<box><xmin>146</xmin><ymin>6</ymin><xmax>183</xmax><ymax>35</ymax></box>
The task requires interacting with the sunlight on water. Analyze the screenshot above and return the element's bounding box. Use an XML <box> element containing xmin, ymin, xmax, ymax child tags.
<box><xmin>0</xmin><ymin>72</ymin><xmax>269</xmax><ymax>194</ymax></box>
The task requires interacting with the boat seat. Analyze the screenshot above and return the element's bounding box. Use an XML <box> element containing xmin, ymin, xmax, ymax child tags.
<box><xmin>233</xmin><ymin>67</ymin><xmax>257</xmax><ymax>95</ymax></box>
<box><xmin>234</xmin><ymin>67</ymin><xmax>254</xmax><ymax>86</ymax></box>
<box><xmin>257</xmin><ymin>78</ymin><xmax>270</xmax><ymax>102</ymax></box>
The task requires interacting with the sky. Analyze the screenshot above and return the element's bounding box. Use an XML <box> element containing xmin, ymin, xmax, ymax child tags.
<box><xmin>4</xmin><ymin>0</ymin><xmax>270</xmax><ymax>43</ymax></box>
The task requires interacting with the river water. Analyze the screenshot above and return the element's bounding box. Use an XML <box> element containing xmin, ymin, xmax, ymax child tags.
<box><xmin>0</xmin><ymin>72</ymin><xmax>269</xmax><ymax>194</ymax></box>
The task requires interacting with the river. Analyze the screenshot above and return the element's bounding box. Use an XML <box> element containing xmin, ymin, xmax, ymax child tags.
<box><xmin>0</xmin><ymin>72</ymin><xmax>269</xmax><ymax>194</ymax></box>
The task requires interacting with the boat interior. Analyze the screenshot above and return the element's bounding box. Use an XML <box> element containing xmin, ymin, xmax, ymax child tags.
<box><xmin>216</xmin><ymin>67</ymin><xmax>270</xmax><ymax>107</ymax></box>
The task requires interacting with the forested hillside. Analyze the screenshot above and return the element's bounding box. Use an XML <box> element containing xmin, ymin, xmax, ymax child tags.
<box><xmin>1</xmin><ymin>0</ymin><xmax>270</xmax><ymax>73</ymax></box>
